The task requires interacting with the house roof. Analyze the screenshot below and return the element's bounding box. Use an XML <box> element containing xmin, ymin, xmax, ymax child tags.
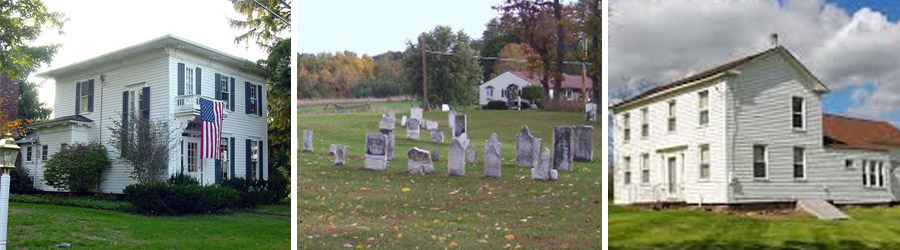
<box><xmin>16</xmin><ymin>132</ymin><xmax>38</xmax><ymax>144</ymax></box>
<box><xmin>31</xmin><ymin>115</ymin><xmax>93</xmax><ymax>129</ymax></box>
<box><xmin>508</xmin><ymin>71</ymin><xmax>594</xmax><ymax>90</ymax></box>
<box><xmin>612</xmin><ymin>46</ymin><xmax>829</xmax><ymax>110</ymax></box>
<box><xmin>36</xmin><ymin>34</ymin><xmax>265</xmax><ymax>80</ymax></box>
<box><xmin>823</xmin><ymin>114</ymin><xmax>900</xmax><ymax>151</ymax></box>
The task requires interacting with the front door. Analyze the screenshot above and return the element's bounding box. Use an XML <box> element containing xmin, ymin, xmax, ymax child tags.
<box><xmin>182</xmin><ymin>137</ymin><xmax>202</xmax><ymax>183</ymax></box>
<box><xmin>667</xmin><ymin>157</ymin><xmax>678</xmax><ymax>194</ymax></box>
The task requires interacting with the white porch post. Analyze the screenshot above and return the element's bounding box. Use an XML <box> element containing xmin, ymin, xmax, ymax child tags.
<box><xmin>0</xmin><ymin>170</ymin><xmax>10</xmax><ymax>250</ymax></box>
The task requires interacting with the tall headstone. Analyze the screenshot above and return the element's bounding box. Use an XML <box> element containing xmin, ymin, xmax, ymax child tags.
<box><xmin>448</xmin><ymin>137</ymin><xmax>468</xmax><ymax>176</ymax></box>
<box><xmin>406</xmin><ymin>118</ymin><xmax>421</xmax><ymax>140</ymax></box>
<box><xmin>573</xmin><ymin>126</ymin><xmax>594</xmax><ymax>162</ymax></box>
<box><xmin>410</xmin><ymin>107</ymin><xmax>424</xmax><ymax>121</ymax></box>
<box><xmin>401</xmin><ymin>115</ymin><xmax>408</xmax><ymax>127</ymax></box>
<box><xmin>430</xmin><ymin>130</ymin><xmax>444</xmax><ymax>144</ymax></box>
<box><xmin>332</xmin><ymin>144</ymin><xmax>347</xmax><ymax>166</ymax></box>
<box><xmin>516</xmin><ymin>126</ymin><xmax>541</xmax><ymax>167</ymax></box>
<box><xmin>465</xmin><ymin>144</ymin><xmax>477</xmax><ymax>164</ymax></box>
<box><xmin>407</xmin><ymin>147</ymin><xmax>434</xmax><ymax>175</ymax></box>
<box><xmin>302</xmin><ymin>129</ymin><xmax>314</xmax><ymax>152</ymax></box>
<box><xmin>453</xmin><ymin>114</ymin><xmax>467</xmax><ymax>138</ymax></box>
<box><xmin>483</xmin><ymin>133</ymin><xmax>502</xmax><ymax>178</ymax></box>
<box><xmin>553</xmin><ymin>126</ymin><xmax>574</xmax><ymax>171</ymax></box>
<box><xmin>531</xmin><ymin>147</ymin><xmax>558</xmax><ymax>181</ymax></box>
<box><xmin>364</xmin><ymin>133</ymin><xmax>388</xmax><ymax>171</ymax></box>
<box><xmin>448</xmin><ymin>110</ymin><xmax>457</xmax><ymax>133</ymax></box>
<box><xmin>380</xmin><ymin>116</ymin><xmax>396</xmax><ymax>160</ymax></box>
<box><xmin>585</xmin><ymin>103</ymin><xmax>597</xmax><ymax>123</ymax></box>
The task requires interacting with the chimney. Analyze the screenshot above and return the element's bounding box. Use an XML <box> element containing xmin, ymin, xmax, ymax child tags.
<box><xmin>0</xmin><ymin>73</ymin><xmax>18</xmax><ymax>123</ymax></box>
<box><xmin>770</xmin><ymin>33</ymin><xmax>779</xmax><ymax>47</ymax></box>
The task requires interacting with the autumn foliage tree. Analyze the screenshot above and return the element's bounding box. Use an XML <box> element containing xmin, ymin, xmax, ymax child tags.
<box><xmin>402</xmin><ymin>26</ymin><xmax>483</xmax><ymax>107</ymax></box>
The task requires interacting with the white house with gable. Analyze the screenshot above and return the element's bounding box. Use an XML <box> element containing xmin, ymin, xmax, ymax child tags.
<box><xmin>478</xmin><ymin>71</ymin><xmax>594</xmax><ymax>107</ymax></box>
<box><xmin>18</xmin><ymin>35</ymin><xmax>269</xmax><ymax>194</ymax></box>
<box><xmin>612</xmin><ymin>46</ymin><xmax>900</xmax><ymax>205</ymax></box>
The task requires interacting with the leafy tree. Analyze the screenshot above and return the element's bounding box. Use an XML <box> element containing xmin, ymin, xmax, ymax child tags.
<box><xmin>108</xmin><ymin>114</ymin><xmax>178</xmax><ymax>184</ymax></box>
<box><xmin>476</xmin><ymin>18</ymin><xmax>520</xmax><ymax>80</ymax></box>
<box><xmin>403</xmin><ymin>26</ymin><xmax>483</xmax><ymax>107</ymax></box>
<box><xmin>577</xmin><ymin>0</ymin><xmax>600</xmax><ymax>104</ymax></box>
<box><xmin>18</xmin><ymin>80</ymin><xmax>51</xmax><ymax>121</ymax></box>
<box><xmin>229</xmin><ymin>0</ymin><xmax>291</xmax><ymax>50</ymax></box>
<box><xmin>263</xmin><ymin>38</ymin><xmax>291</xmax><ymax>175</ymax></box>
<box><xmin>43</xmin><ymin>142</ymin><xmax>111</xmax><ymax>194</ymax></box>
<box><xmin>492</xmin><ymin>43</ymin><xmax>538</xmax><ymax>77</ymax></box>
<box><xmin>297</xmin><ymin>52</ymin><xmax>375</xmax><ymax>98</ymax></box>
<box><xmin>353</xmin><ymin>79</ymin><xmax>407</xmax><ymax>98</ymax></box>
<box><xmin>0</xmin><ymin>0</ymin><xmax>65</xmax><ymax>80</ymax></box>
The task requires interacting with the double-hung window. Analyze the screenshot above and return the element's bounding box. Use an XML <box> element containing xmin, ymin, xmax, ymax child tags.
<box><xmin>251</xmin><ymin>141</ymin><xmax>259</xmax><ymax>180</ymax></box>
<box><xmin>793</xmin><ymin>147</ymin><xmax>805</xmax><ymax>179</ymax></box>
<box><xmin>698</xmin><ymin>90</ymin><xmax>709</xmax><ymax>126</ymax></box>
<box><xmin>25</xmin><ymin>146</ymin><xmax>33</xmax><ymax>162</ymax></box>
<box><xmin>699</xmin><ymin>145</ymin><xmax>710</xmax><ymax>180</ymax></box>
<box><xmin>641</xmin><ymin>153</ymin><xmax>650</xmax><ymax>183</ymax></box>
<box><xmin>80</xmin><ymin>85</ymin><xmax>90</xmax><ymax>112</ymax></box>
<box><xmin>221</xmin><ymin>138</ymin><xmax>229</xmax><ymax>179</ymax></box>
<box><xmin>792</xmin><ymin>96</ymin><xmax>804</xmax><ymax>130</ymax></box>
<box><xmin>753</xmin><ymin>145</ymin><xmax>767</xmax><ymax>179</ymax></box>
<box><xmin>485</xmin><ymin>86</ymin><xmax>494</xmax><ymax>100</ymax></box>
<box><xmin>41</xmin><ymin>145</ymin><xmax>48</xmax><ymax>161</ymax></box>
<box><xmin>184</xmin><ymin>67</ymin><xmax>195</xmax><ymax>95</ymax></box>
<box><xmin>640</xmin><ymin>108</ymin><xmax>649</xmax><ymax>138</ymax></box>
<box><xmin>864</xmin><ymin>160</ymin><xmax>885</xmax><ymax>188</ymax></box>
<box><xmin>249</xmin><ymin>84</ymin><xmax>258</xmax><ymax>114</ymax></box>
<box><xmin>623</xmin><ymin>156</ymin><xmax>632</xmax><ymax>185</ymax></box>
<box><xmin>623</xmin><ymin>113</ymin><xmax>631</xmax><ymax>142</ymax></box>
<box><xmin>668</xmin><ymin>101</ymin><xmax>677</xmax><ymax>132</ymax></box>
<box><xmin>220</xmin><ymin>76</ymin><xmax>230</xmax><ymax>110</ymax></box>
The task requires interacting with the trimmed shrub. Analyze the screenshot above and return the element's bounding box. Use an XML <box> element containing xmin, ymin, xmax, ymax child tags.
<box><xmin>167</xmin><ymin>173</ymin><xmax>199</xmax><ymax>186</ymax></box>
<box><xmin>123</xmin><ymin>183</ymin><xmax>239</xmax><ymax>215</ymax></box>
<box><xmin>43</xmin><ymin>142</ymin><xmax>111</xmax><ymax>194</ymax></box>
<box><xmin>221</xmin><ymin>177</ymin><xmax>288</xmax><ymax>208</ymax></box>
<box><xmin>483</xmin><ymin>100</ymin><xmax>509</xmax><ymax>110</ymax></box>
<box><xmin>11</xmin><ymin>194</ymin><xmax>134</xmax><ymax>212</ymax></box>
<box><xmin>521</xmin><ymin>86</ymin><xmax>543</xmax><ymax>107</ymax></box>
<box><xmin>10</xmin><ymin>166</ymin><xmax>37</xmax><ymax>194</ymax></box>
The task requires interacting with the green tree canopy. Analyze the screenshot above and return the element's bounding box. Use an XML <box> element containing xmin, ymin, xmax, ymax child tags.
<box><xmin>403</xmin><ymin>26</ymin><xmax>483</xmax><ymax>108</ymax></box>
<box><xmin>18</xmin><ymin>80</ymin><xmax>51</xmax><ymax>121</ymax></box>
<box><xmin>0</xmin><ymin>0</ymin><xmax>65</xmax><ymax>80</ymax></box>
<box><xmin>229</xmin><ymin>0</ymin><xmax>291</xmax><ymax>50</ymax></box>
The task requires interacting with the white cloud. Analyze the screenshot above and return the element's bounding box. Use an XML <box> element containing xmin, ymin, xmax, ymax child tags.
<box><xmin>611</xmin><ymin>0</ymin><xmax>900</xmax><ymax>121</ymax></box>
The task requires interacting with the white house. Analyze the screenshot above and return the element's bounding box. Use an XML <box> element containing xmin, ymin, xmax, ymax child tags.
<box><xmin>18</xmin><ymin>35</ymin><xmax>269</xmax><ymax>194</ymax></box>
<box><xmin>478</xmin><ymin>71</ymin><xmax>594</xmax><ymax>107</ymax></box>
<box><xmin>612</xmin><ymin>46</ymin><xmax>900</xmax><ymax>205</ymax></box>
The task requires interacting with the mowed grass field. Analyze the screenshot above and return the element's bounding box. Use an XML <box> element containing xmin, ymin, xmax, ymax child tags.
<box><xmin>610</xmin><ymin>205</ymin><xmax>900</xmax><ymax>250</ymax></box>
<box><xmin>8</xmin><ymin>202</ymin><xmax>290</xmax><ymax>249</ymax></box>
<box><xmin>299</xmin><ymin>106</ymin><xmax>601</xmax><ymax>249</ymax></box>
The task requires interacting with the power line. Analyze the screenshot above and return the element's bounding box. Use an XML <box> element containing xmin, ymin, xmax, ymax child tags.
<box><xmin>423</xmin><ymin>50</ymin><xmax>593</xmax><ymax>65</ymax></box>
<box><xmin>251</xmin><ymin>0</ymin><xmax>290</xmax><ymax>26</ymax></box>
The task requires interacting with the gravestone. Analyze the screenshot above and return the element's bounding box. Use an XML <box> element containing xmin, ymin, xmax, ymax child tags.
<box><xmin>426</xmin><ymin>120</ymin><xmax>439</xmax><ymax>131</ymax></box>
<box><xmin>302</xmin><ymin>129</ymin><xmax>313</xmax><ymax>152</ymax></box>
<box><xmin>516</xmin><ymin>126</ymin><xmax>541</xmax><ymax>167</ymax></box>
<box><xmin>465</xmin><ymin>144</ymin><xmax>477</xmax><ymax>164</ymax></box>
<box><xmin>406</xmin><ymin>118</ymin><xmax>421</xmax><ymax>140</ymax></box>
<box><xmin>380</xmin><ymin>128</ymin><xmax>395</xmax><ymax>160</ymax></box>
<box><xmin>364</xmin><ymin>133</ymin><xmax>388</xmax><ymax>171</ymax></box>
<box><xmin>431</xmin><ymin>150</ymin><xmax>440</xmax><ymax>161</ymax></box>
<box><xmin>388</xmin><ymin>110</ymin><xmax>397</xmax><ymax>123</ymax></box>
<box><xmin>430</xmin><ymin>130</ymin><xmax>444</xmax><ymax>144</ymax></box>
<box><xmin>448</xmin><ymin>137</ymin><xmax>468</xmax><ymax>176</ymax></box>
<box><xmin>441</xmin><ymin>104</ymin><xmax>450</xmax><ymax>112</ymax></box>
<box><xmin>329</xmin><ymin>144</ymin><xmax>337</xmax><ymax>155</ymax></box>
<box><xmin>572</xmin><ymin>126</ymin><xmax>594</xmax><ymax>162</ymax></box>
<box><xmin>332</xmin><ymin>144</ymin><xmax>347</xmax><ymax>166</ymax></box>
<box><xmin>380</xmin><ymin>115</ymin><xmax>396</xmax><ymax>130</ymax></box>
<box><xmin>483</xmin><ymin>133</ymin><xmax>502</xmax><ymax>178</ymax></box>
<box><xmin>410</xmin><ymin>107</ymin><xmax>424</xmax><ymax>121</ymax></box>
<box><xmin>448</xmin><ymin>110</ymin><xmax>457</xmax><ymax>133</ymax></box>
<box><xmin>401</xmin><ymin>115</ymin><xmax>408</xmax><ymax>127</ymax></box>
<box><xmin>407</xmin><ymin>147</ymin><xmax>434</xmax><ymax>175</ymax></box>
<box><xmin>585</xmin><ymin>103</ymin><xmax>597</xmax><ymax>122</ymax></box>
<box><xmin>553</xmin><ymin>126</ymin><xmax>574</xmax><ymax>171</ymax></box>
<box><xmin>531</xmin><ymin>147</ymin><xmax>558</xmax><ymax>181</ymax></box>
<box><xmin>453</xmin><ymin>114</ymin><xmax>467</xmax><ymax>138</ymax></box>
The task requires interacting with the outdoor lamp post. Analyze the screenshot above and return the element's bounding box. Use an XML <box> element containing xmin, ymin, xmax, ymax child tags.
<box><xmin>0</xmin><ymin>133</ymin><xmax>19</xmax><ymax>250</ymax></box>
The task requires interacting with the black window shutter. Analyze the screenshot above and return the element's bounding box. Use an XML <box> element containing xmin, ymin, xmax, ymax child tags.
<box><xmin>75</xmin><ymin>82</ymin><xmax>81</xmax><ymax>115</ymax></box>
<box><xmin>215</xmin><ymin>158</ymin><xmax>222</xmax><ymax>184</ymax></box>
<box><xmin>88</xmin><ymin>79</ymin><xmax>95</xmax><ymax>112</ymax></box>
<box><xmin>258</xmin><ymin>140</ymin><xmax>264</xmax><ymax>180</ymax></box>
<box><xmin>141</xmin><ymin>87</ymin><xmax>150</xmax><ymax>119</ymax></box>
<box><xmin>121</xmin><ymin>91</ymin><xmax>129</xmax><ymax>155</ymax></box>
<box><xmin>196</xmin><ymin>67</ymin><xmax>202</xmax><ymax>96</ymax></box>
<box><xmin>178</xmin><ymin>63</ymin><xmax>185</xmax><ymax>95</ymax></box>
<box><xmin>245</xmin><ymin>139</ymin><xmax>252</xmax><ymax>178</ymax></box>
<box><xmin>215</xmin><ymin>73</ymin><xmax>222</xmax><ymax>100</ymax></box>
<box><xmin>245</xmin><ymin>82</ymin><xmax>251</xmax><ymax>114</ymax></box>
<box><xmin>229</xmin><ymin>78</ymin><xmax>235</xmax><ymax>111</ymax></box>
<box><xmin>257</xmin><ymin>85</ymin><xmax>263</xmax><ymax>116</ymax></box>
<box><xmin>230</xmin><ymin>137</ymin><xmax>235</xmax><ymax>179</ymax></box>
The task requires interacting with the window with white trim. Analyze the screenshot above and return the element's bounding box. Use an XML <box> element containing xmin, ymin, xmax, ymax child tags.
<box><xmin>623</xmin><ymin>113</ymin><xmax>631</xmax><ymax>142</ymax></box>
<box><xmin>640</xmin><ymin>108</ymin><xmax>649</xmax><ymax>138</ymax></box>
<box><xmin>753</xmin><ymin>145</ymin><xmax>767</xmax><ymax>179</ymax></box>
<box><xmin>793</xmin><ymin>147</ymin><xmax>805</xmax><ymax>179</ymax></box>
<box><xmin>41</xmin><ymin>145</ymin><xmax>48</xmax><ymax>161</ymax></box>
<box><xmin>623</xmin><ymin>156</ymin><xmax>632</xmax><ymax>185</ymax></box>
<box><xmin>25</xmin><ymin>146</ymin><xmax>33</xmax><ymax>162</ymax></box>
<box><xmin>128</xmin><ymin>88</ymin><xmax>144</xmax><ymax>120</ymax></box>
<box><xmin>485</xmin><ymin>86</ymin><xmax>494</xmax><ymax>100</ymax></box>
<box><xmin>221</xmin><ymin>138</ymin><xmax>229</xmax><ymax>179</ymax></box>
<box><xmin>698</xmin><ymin>90</ymin><xmax>709</xmax><ymax>126</ymax></box>
<box><xmin>792</xmin><ymin>96</ymin><xmax>804</xmax><ymax>129</ymax></box>
<box><xmin>251</xmin><ymin>141</ymin><xmax>259</xmax><ymax>181</ymax></box>
<box><xmin>80</xmin><ymin>85</ymin><xmax>90</xmax><ymax>112</ymax></box>
<box><xmin>699</xmin><ymin>144</ymin><xmax>710</xmax><ymax>180</ymax></box>
<box><xmin>249</xmin><ymin>83</ymin><xmax>258</xmax><ymax>114</ymax></box>
<box><xmin>564</xmin><ymin>89</ymin><xmax>574</xmax><ymax>100</ymax></box>
<box><xmin>641</xmin><ymin>153</ymin><xmax>650</xmax><ymax>183</ymax></box>
<box><xmin>864</xmin><ymin>160</ymin><xmax>885</xmax><ymax>188</ymax></box>
<box><xmin>183</xmin><ymin>67</ymin><xmax>195</xmax><ymax>95</ymax></box>
<box><xmin>220</xmin><ymin>76</ymin><xmax>230</xmax><ymax>110</ymax></box>
<box><xmin>668</xmin><ymin>100</ymin><xmax>676</xmax><ymax>132</ymax></box>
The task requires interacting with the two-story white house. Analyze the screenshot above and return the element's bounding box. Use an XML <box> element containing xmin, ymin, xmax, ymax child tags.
<box><xmin>612</xmin><ymin>46</ymin><xmax>900</xmax><ymax>205</ymax></box>
<box><xmin>478</xmin><ymin>71</ymin><xmax>594</xmax><ymax>107</ymax></box>
<box><xmin>18</xmin><ymin>35</ymin><xmax>269</xmax><ymax>194</ymax></box>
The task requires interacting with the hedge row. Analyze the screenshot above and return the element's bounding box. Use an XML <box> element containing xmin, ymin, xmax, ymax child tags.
<box><xmin>10</xmin><ymin>194</ymin><xmax>134</xmax><ymax>212</ymax></box>
<box><xmin>123</xmin><ymin>173</ymin><xmax>290</xmax><ymax>215</ymax></box>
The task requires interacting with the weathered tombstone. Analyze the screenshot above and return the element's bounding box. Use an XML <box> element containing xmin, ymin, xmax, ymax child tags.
<box><xmin>333</xmin><ymin>145</ymin><xmax>347</xmax><ymax>166</ymax></box>
<box><xmin>430</xmin><ymin>130</ymin><xmax>444</xmax><ymax>144</ymax></box>
<box><xmin>572</xmin><ymin>126</ymin><xmax>594</xmax><ymax>162</ymax></box>
<box><xmin>552</xmin><ymin>126</ymin><xmax>574</xmax><ymax>171</ymax></box>
<box><xmin>381</xmin><ymin>115</ymin><xmax>396</xmax><ymax>130</ymax></box>
<box><xmin>483</xmin><ymin>133</ymin><xmax>502</xmax><ymax>178</ymax></box>
<box><xmin>448</xmin><ymin>110</ymin><xmax>457</xmax><ymax>132</ymax></box>
<box><xmin>401</xmin><ymin>115</ymin><xmax>408</xmax><ymax>127</ymax></box>
<box><xmin>329</xmin><ymin>144</ymin><xmax>337</xmax><ymax>155</ymax></box>
<box><xmin>465</xmin><ymin>144</ymin><xmax>477</xmax><ymax>164</ymax></box>
<box><xmin>448</xmin><ymin>137</ymin><xmax>468</xmax><ymax>176</ymax></box>
<box><xmin>431</xmin><ymin>150</ymin><xmax>440</xmax><ymax>161</ymax></box>
<box><xmin>426</xmin><ymin>120</ymin><xmax>439</xmax><ymax>131</ymax></box>
<box><xmin>407</xmin><ymin>147</ymin><xmax>434</xmax><ymax>175</ymax></box>
<box><xmin>364</xmin><ymin>133</ymin><xmax>388</xmax><ymax>171</ymax></box>
<box><xmin>388</xmin><ymin>110</ymin><xmax>397</xmax><ymax>123</ymax></box>
<box><xmin>410</xmin><ymin>107</ymin><xmax>424</xmax><ymax>121</ymax></box>
<box><xmin>516</xmin><ymin>126</ymin><xmax>541</xmax><ymax>167</ymax></box>
<box><xmin>585</xmin><ymin>103</ymin><xmax>597</xmax><ymax>123</ymax></box>
<box><xmin>453</xmin><ymin>114</ymin><xmax>467</xmax><ymax>138</ymax></box>
<box><xmin>406</xmin><ymin>118</ymin><xmax>421</xmax><ymax>140</ymax></box>
<box><xmin>531</xmin><ymin>147</ymin><xmax>557</xmax><ymax>181</ymax></box>
<box><xmin>302</xmin><ymin>129</ymin><xmax>313</xmax><ymax>152</ymax></box>
<box><xmin>380</xmin><ymin>128</ymin><xmax>395</xmax><ymax>160</ymax></box>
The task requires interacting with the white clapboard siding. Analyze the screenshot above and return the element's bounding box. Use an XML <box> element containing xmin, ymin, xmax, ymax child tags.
<box><xmin>478</xmin><ymin>72</ymin><xmax>534</xmax><ymax>106</ymax></box>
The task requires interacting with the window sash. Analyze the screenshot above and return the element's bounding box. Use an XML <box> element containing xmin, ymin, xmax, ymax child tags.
<box><xmin>184</xmin><ymin>67</ymin><xmax>194</xmax><ymax>95</ymax></box>
<box><xmin>699</xmin><ymin>145</ymin><xmax>710</xmax><ymax>180</ymax></box>
<box><xmin>753</xmin><ymin>145</ymin><xmax>767</xmax><ymax>178</ymax></box>
<box><xmin>641</xmin><ymin>154</ymin><xmax>650</xmax><ymax>183</ymax></box>
<box><xmin>623</xmin><ymin>157</ymin><xmax>632</xmax><ymax>184</ymax></box>
<box><xmin>793</xmin><ymin>147</ymin><xmax>805</xmax><ymax>179</ymax></box>
<box><xmin>41</xmin><ymin>145</ymin><xmax>48</xmax><ymax>161</ymax></box>
<box><xmin>221</xmin><ymin>77</ymin><xmax>230</xmax><ymax>109</ymax></box>
<box><xmin>26</xmin><ymin>147</ymin><xmax>33</xmax><ymax>161</ymax></box>
<box><xmin>792</xmin><ymin>97</ymin><xmax>804</xmax><ymax>129</ymax></box>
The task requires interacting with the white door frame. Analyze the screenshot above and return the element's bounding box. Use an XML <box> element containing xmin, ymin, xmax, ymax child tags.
<box><xmin>182</xmin><ymin>137</ymin><xmax>203</xmax><ymax>185</ymax></box>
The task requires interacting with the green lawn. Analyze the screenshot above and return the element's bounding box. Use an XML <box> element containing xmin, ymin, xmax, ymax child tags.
<box><xmin>8</xmin><ymin>202</ymin><xmax>289</xmax><ymax>249</ymax></box>
<box><xmin>299</xmin><ymin>106</ymin><xmax>601</xmax><ymax>249</ymax></box>
<box><xmin>610</xmin><ymin>205</ymin><xmax>900</xmax><ymax>249</ymax></box>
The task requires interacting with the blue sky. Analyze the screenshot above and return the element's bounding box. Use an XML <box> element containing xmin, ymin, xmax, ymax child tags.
<box><xmin>828</xmin><ymin>0</ymin><xmax>900</xmax><ymax>21</ymax></box>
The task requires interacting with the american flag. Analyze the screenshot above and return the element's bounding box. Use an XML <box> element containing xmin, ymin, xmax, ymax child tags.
<box><xmin>200</xmin><ymin>98</ymin><xmax>223</xmax><ymax>159</ymax></box>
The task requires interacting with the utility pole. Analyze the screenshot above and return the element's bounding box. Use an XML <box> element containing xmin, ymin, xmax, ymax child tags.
<box><xmin>581</xmin><ymin>35</ymin><xmax>588</xmax><ymax>104</ymax></box>
<box><xmin>421</xmin><ymin>33</ymin><xmax>430</xmax><ymax>111</ymax></box>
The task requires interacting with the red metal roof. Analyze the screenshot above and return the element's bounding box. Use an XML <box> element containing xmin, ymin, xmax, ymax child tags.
<box><xmin>509</xmin><ymin>71</ymin><xmax>594</xmax><ymax>90</ymax></box>
<box><xmin>823</xmin><ymin>114</ymin><xmax>900</xmax><ymax>151</ymax></box>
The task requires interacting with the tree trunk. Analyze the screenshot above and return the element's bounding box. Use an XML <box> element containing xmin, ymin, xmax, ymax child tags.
<box><xmin>590</xmin><ymin>0</ymin><xmax>601</xmax><ymax>105</ymax></box>
<box><xmin>553</xmin><ymin>0</ymin><xmax>564</xmax><ymax>106</ymax></box>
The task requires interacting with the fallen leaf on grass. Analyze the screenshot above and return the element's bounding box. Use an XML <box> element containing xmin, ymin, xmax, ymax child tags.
<box><xmin>505</xmin><ymin>234</ymin><xmax>516</xmax><ymax>241</ymax></box>
<box><xmin>359</xmin><ymin>187</ymin><xmax>370</xmax><ymax>191</ymax></box>
<box><xmin>401</xmin><ymin>187</ymin><xmax>411</xmax><ymax>192</ymax></box>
